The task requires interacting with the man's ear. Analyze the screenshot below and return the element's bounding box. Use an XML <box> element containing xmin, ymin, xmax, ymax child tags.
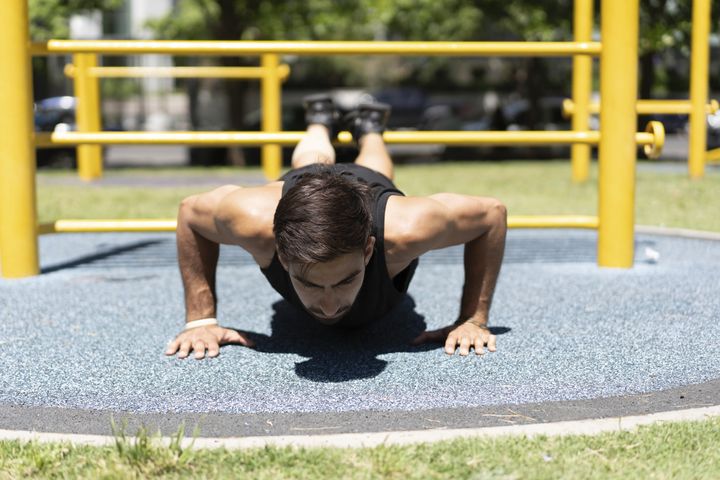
<box><xmin>364</xmin><ymin>236</ymin><xmax>376</xmax><ymax>265</ymax></box>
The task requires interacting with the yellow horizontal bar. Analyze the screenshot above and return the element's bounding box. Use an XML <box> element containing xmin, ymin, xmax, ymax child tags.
<box><xmin>36</xmin><ymin>130</ymin><xmax>659</xmax><ymax>147</ymax></box>
<box><xmin>707</xmin><ymin>148</ymin><xmax>720</xmax><ymax>163</ymax></box>
<box><xmin>508</xmin><ymin>215</ymin><xmax>599</xmax><ymax>229</ymax></box>
<box><xmin>31</xmin><ymin>40</ymin><xmax>601</xmax><ymax>57</ymax></box>
<box><xmin>564</xmin><ymin>98</ymin><xmax>720</xmax><ymax>116</ymax></box>
<box><xmin>64</xmin><ymin>64</ymin><xmax>291</xmax><ymax>80</ymax></box>
<box><xmin>38</xmin><ymin>219</ymin><xmax>177</xmax><ymax>234</ymax></box>
<box><xmin>39</xmin><ymin>216</ymin><xmax>597</xmax><ymax>234</ymax></box>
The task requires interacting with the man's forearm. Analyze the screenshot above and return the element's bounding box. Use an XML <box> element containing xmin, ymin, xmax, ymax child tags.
<box><xmin>458</xmin><ymin>217</ymin><xmax>507</xmax><ymax>326</ymax></box>
<box><xmin>177</xmin><ymin>212</ymin><xmax>220</xmax><ymax>322</ymax></box>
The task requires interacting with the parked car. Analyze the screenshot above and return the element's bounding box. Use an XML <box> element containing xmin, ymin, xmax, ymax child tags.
<box><xmin>34</xmin><ymin>96</ymin><xmax>78</xmax><ymax>167</ymax></box>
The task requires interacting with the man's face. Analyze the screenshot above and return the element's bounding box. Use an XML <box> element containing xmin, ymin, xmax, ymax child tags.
<box><xmin>281</xmin><ymin>237</ymin><xmax>375</xmax><ymax>325</ymax></box>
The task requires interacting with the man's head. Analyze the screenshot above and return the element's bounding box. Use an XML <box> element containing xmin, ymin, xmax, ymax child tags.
<box><xmin>274</xmin><ymin>166</ymin><xmax>375</xmax><ymax>324</ymax></box>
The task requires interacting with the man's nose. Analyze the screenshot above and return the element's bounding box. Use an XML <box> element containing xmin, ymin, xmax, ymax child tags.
<box><xmin>319</xmin><ymin>293</ymin><xmax>341</xmax><ymax>317</ymax></box>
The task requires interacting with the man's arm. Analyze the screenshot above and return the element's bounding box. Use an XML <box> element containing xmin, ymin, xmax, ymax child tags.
<box><xmin>167</xmin><ymin>184</ymin><xmax>276</xmax><ymax>359</ymax></box>
<box><xmin>176</xmin><ymin>187</ymin><xmax>232</xmax><ymax>322</ymax></box>
<box><xmin>388</xmin><ymin>193</ymin><xmax>507</xmax><ymax>355</ymax></box>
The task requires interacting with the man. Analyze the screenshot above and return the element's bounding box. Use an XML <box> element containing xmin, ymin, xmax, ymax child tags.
<box><xmin>165</xmin><ymin>94</ymin><xmax>507</xmax><ymax>360</ymax></box>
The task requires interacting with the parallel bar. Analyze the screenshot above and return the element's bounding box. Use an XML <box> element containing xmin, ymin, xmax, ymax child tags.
<box><xmin>598</xmin><ymin>0</ymin><xmax>639</xmax><ymax>268</ymax></box>
<box><xmin>38</xmin><ymin>220</ymin><xmax>177</xmax><ymax>234</ymax></box>
<box><xmin>571</xmin><ymin>0</ymin><xmax>594</xmax><ymax>183</ymax></box>
<box><xmin>261</xmin><ymin>54</ymin><xmax>282</xmax><ymax>180</ymax></box>
<box><xmin>38</xmin><ymin>216</ymin><xmax>598</xmax><ymax>234</ymax></box>
<box><xmin>73</xmin><ymin>53</ymin><xmax>103</xmax><ymax>180</ymax></box>
<box><xmin>707</xmin><ymin>148</ymin><xmax>720</xmax><ymax>163</ymax></box>
<box><xmin>31</xmin><ymin>40</ymin><xmax>602</xmax><ymax>57</ymax></box>
<box><xmin>688</xmin><ymin>0</ymin><xmax>712</xmax><ymax>178</ymax></box>
<box><xmin>564</xmin><ymin>99</ymin><xmax>720</xmax><ymax>115</ymax></box>
<box><xmin>508</xmin><ymin>215</ymin><xmax>598</xmax><ymax>229</ymax></box>
<box><xmin>64</xmin><ymin>64</ymin><xmax>291</xmax><ymax>80</ymax></box>
<box><xmin>38</xmin><ymin>130</ymin><xmax>660</xmax><ymax>146</ymax></box>
<box><xmin>0</xmin><ymin>0</ymin><xmax>39</xmax><ymax>277</ymax></box>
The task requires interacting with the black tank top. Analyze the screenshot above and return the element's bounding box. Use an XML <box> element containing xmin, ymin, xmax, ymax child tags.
<box><xmin>260</xmin><ymin>164</ymin><xmax>418</xmax><ymax>328</ymax></box>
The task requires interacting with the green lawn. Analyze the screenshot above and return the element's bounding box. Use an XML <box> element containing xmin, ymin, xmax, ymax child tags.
<box><xmin>36</xmin><ymin>161</ymin><xmax>720</xmax><ymax>232</ymax></box>
<box><xmin>8</xmin><ymin>161</ymin><xmax>720</xmax><ymax>478</ymax></box>
<box><xmin>1</xmin><ymin>417</ymin><xmax>719</xmax><ymax>479</ymax></box>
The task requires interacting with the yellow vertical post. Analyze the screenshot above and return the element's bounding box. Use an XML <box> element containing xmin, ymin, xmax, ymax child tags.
<box><xmin>571</xmin><ymin>0</ymin><xmax>594</xmax><ymax>182</ymax></box>
<box><xmin>73</xmin><ymin>53</ymin><xmax>103</xmax><ymax>180</ymax></box>
<box><xmin>598</xmin><ymin>0</ymin><xmax>639</xmax><ymax>268</ymax></box>
<box><xmin>0</xmin><ymin>0</ymin><xmax>39</xmax><ymax>277</ymax></box>
<box><xmin>261</xmin><ymin>54</ymin><xmax>282</xmax><ymax>180</ymax></box>
<box><xmin>688</xmin><ymin>0</ymin><xmax>711</xmax><ymax>179</ymax></box>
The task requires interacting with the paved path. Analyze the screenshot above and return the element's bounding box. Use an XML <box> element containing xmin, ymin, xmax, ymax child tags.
<box><xmin>1</xmin><ymin>229</ymin><xmax>719</xmax><ymax>439</ymax></box>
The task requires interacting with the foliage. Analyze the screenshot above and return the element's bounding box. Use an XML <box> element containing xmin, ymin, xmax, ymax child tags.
<box><xmin>28</xmin><ymin>0</ymin><xmax>123</xmax><ymax>40</ymax></box>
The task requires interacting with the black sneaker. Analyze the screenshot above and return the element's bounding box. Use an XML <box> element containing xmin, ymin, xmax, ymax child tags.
<box><xmin>303</xmin><ymin>93</ymin><xmax>340</xmax><ymax>135</ymax></box>
<box><xmin>343</xmin><ymin>102</ymin><xmax>391</xmax><ymax>143</ymax></box>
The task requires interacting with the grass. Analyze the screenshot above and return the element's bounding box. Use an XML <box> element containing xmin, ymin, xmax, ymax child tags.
<box><xmin>1</xmin><ymin>417</ymin><xmax>720</xmax><ymax>479</ymax></box>
<box><xmin>36</xmin><ymin>161</ymin><xmax>720</xmax><ymax>232</ymax></box>
<box><xmin>11</xmin><ymin>160</ymin><xmax>720</xmax><ymax>477</ymax></box>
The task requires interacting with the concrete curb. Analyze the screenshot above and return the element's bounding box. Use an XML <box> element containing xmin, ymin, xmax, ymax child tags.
<box><xmin>1</xmin><ymin>405</ymin><xmax>718</xmax><ymax>450</ymax></box>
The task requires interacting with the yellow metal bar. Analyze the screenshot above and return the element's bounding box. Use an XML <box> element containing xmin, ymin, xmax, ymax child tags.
<box><xmin>31</xmin><ymin>40</ymin><xmax>602</xmax><ymax>57</ymax></box>
<box><xmin>261</xmin><ymin>54</ymin><xmax>282</xmax><ymax>180</ymax></box>
<box><xmin>73</xmin><ymin>53</ymin><xmax>103</xmax><ymax>180</ymax></box>
<box><xmin>64</xmin><ymin>64</ymin><xmax>291</xmax><ymax>80</ymax></box>
<box><xmin>38</xmin><ymin>219</ymin><xmax>177</xmax><ymax>234</ymax></box>
<box><xmin>508</xmin><ymin>215</ymin><xmax>598</xmax><ymax>229</ymax></box>
<box><xmin>564</xmin><ymin>98</ymin><xmax>720</xmax><ymax>115</ymax></box>
<box><xmin>40</xmin><ymin>130</ymin><xmax>662</xmax><ymax>146</ymax></box>
<box><xmin>707</xmin><ymin>148</ymin><xmax>720</xmax><ymax>163</ymax></box>
<box><xmin>571</xmin><ymin>0</ymin><xmax>594</xmax><ymax>183</ymax></box>
<box><xmin>689</xmin><ymin>0</ymin><xmax>712</xmax><ymax>178</ymax></box>
<box><xmin>0</xmin><ymin>0</ymin><xmax>39</xmax><ymax>278</ymax></box>
<box><xmin>38</xmin><ymin>216</ymin><xmax>597</xmax><ymax>234</ymax></box>
<box><xmin>598</xmin><ymin>0</ymin><xmax>639</xmax><ymax>268</ymax></box>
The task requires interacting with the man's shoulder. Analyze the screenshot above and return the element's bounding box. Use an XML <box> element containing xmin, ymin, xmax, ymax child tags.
<box><xmin>383</xmin><ymin>194</ymin><xmax>448</xmax><ymax>262</ymax></box>
<box><xmin>214</xmin><ymin>182</ymin><xmax>282</xmax><ymax>260</ymax></box>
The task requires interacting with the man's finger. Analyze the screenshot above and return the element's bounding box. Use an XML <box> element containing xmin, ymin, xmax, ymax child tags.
<box><xmin>474</xmin><ymin>336</ymin><xmax>485</xmax><ymax>355</ymax></box>
<box><xmin>444</xmin><ymin>333</ymin><xmax>458</xmax><ymax>355</ymax></box>
<box><xmin>487</xmin><ymin>334</ymin><xmax>497</xmax><ymax>352</ymax></box>
<box><xmin>207</xmin><ymin>343</ymin><xmax>220</xmax><ymax>358</ymax></box>
<box><xmin>458</xmin><ymin>336</ymin><xmax>471</xmax><ymax>356</ymax></box>
<box><xmin>165</xmin><ymin>339</ymin><xmax>180</xmax><ymax>355</ymax></box>
<box><xmin>178</xmin><ymin>340</ymin><xmax>192</xmax><ymax>359</ymax></box>
<box><xmin>193</xmin><ymin>340</ymin><xmax>206</xmax><ymax>360</ymax></box>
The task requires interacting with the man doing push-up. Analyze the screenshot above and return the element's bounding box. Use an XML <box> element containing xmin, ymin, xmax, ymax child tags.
<box><xmin>165</xmin><ymin>94</ymin><xmax>507</xmax><ymax>360</ymax></box>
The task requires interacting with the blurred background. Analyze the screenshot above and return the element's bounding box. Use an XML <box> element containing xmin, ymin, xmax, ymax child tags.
<box><xmin>29</xmin><ymin>0</ymin><xmax>720</xmax><ymax>168</ymax></box>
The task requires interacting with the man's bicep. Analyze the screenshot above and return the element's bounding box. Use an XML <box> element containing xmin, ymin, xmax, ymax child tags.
<box><xmin>421</xmin><ymin>193</ymin><xmax>506</xmax><ymax>249</ymax></box>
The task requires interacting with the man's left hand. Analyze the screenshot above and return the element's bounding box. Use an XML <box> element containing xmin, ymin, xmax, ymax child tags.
<box><xmin>411</xmin><ymin>321</ymin><xmax>496</xmax><ymax>356</ymax></box>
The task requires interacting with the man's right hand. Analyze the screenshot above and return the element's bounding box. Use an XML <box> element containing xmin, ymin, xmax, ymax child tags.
<box><xmin>165</xmin><ymin>325</ymin><xmax>255</xmax><ymax>360</ymax></box>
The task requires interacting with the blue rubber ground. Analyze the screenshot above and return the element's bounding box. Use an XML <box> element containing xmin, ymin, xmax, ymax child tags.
<box><xmin>1</xmin><ymin>229</ymin><xmax>719</xmax><ymax>416</ymax></box>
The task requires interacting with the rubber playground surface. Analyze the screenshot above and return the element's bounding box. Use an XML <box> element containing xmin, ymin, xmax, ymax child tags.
<box><xmin>1</xmin><ymin>228</ymin><xmax>719</xmax><ymax>439</ymax></box>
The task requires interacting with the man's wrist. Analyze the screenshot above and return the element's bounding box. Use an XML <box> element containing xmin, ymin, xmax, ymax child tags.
<box><xmin>455</xmin><ymin>314</ymin><xmax>488</xmax><ymax>328</ymax></box>
<box><xmin>184</xmin><ymin>317</ymin><xmax>218</xmax><ymax>330</ymax></box>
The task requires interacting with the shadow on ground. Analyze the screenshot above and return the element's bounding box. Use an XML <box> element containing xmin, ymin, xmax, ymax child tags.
<box><xmin>246</xmin><ymin>296</ymin><xmax>511</xmax><ymax>383</ymax></box>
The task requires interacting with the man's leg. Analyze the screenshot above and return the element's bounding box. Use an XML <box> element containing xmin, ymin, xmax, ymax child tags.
<box><xmin>348</xmin><ymin>103</ymin><xmax>393</xmax><ymax>179</ymax></box>
<box><xmin>354</xmin><ymin>132</ymin><xmax>394</xmax><ymax>180</ymax></box>
<box><xmin>291</xmin><ymin>124</ymin><xmax>335</xmax><ymax>169</ymax></box>
<box><xmin>291</xmin><ymin>94</ymin><xmax>338</xmax><ymax>169</ymax></box>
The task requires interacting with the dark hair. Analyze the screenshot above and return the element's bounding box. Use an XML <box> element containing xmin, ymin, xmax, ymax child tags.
<box><xmin>274</xmin><ymin>166</ymin><xmax>373</xmax><ymax>265</ymax></box>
